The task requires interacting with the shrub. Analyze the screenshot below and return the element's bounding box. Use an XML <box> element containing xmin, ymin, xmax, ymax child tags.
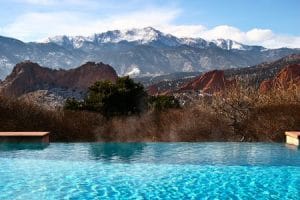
<box><xmin>148</xmin><ymin>95</ymin><xmax>180</xmax><ymax>111</ymax></box>
<box><xmin>65</xmin><ymin>76</ymin><xmax>148</xmax><ymax>117</ymax></box>
<box><xmin>64</xmin><ymin>98</ymin><xmax>83</xmax><ymax>110</ymax></box>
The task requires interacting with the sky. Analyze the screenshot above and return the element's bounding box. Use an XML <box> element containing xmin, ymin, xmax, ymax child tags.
<box><xmin>0</xmin><ymin>0</ymin><xmax>299</xmax><ymax>48</ymax></box>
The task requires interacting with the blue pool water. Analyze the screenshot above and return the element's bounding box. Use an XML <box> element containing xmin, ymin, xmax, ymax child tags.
<box><xmin>0</xmin><ymin>143</ymin><xmax>299</xmax><ymax>199</ymax></box>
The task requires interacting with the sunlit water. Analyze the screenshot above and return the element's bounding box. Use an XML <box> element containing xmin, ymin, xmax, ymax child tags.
<box><xmin>0</xmin><ymin>143</ymin><xmax>299</xmax><ymax>199</ymax></box>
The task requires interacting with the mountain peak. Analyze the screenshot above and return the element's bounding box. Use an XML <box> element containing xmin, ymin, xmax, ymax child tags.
<box><xmin>114</xmin><ymin>26</ymin><xmax>162</xmax><ymax>44</ymax></box>
<box><xmin>43</xmin><ymin>27</ymin><xmax>268</xmax><ymax>50</ymax></box>
<box><xmin>45</xmin><ymin>27</ymin><xmax>182</xmax><ymax>48</ymax></box>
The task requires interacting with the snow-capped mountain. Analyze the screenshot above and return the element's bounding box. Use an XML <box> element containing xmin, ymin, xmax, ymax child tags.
<box><xmin>45</xmin><ymin>27</ymin><xmax>254</xmax><ymax>50</ymax></box>
<box><xmin>45</xmin><ymin>27</ymin><xmax>182</xmax><ymax>48</ymax></box>
<box><xmin>45</xmin><ymin>35</ymin><xmax>93</xmax><ymax>49</ymax></box>
<box><xmin>0</xmin><ymin>27</ymin><xmax>299</xmax><ymax>80</ymax></box>
<box><xmin>211</xmin><ymin>39</ymin><xmax>263</xmax><ymax>51</ymax></box>
<box><xmin>180</xmin><ymin>38</ymin><xmax>210</xmax><ymax>48</ymax></box>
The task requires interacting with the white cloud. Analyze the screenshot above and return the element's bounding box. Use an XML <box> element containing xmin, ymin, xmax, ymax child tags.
<box><xmin>198</xmin><ymin>25</ymin><xmax>245</xmax><ymax>41</ymax></box>
<box><xmin>159</xmin><ymin>25</ymin><xmax>206</xmax><ymax>38</ymax></box>
<box><xmin>2</xmin><ymin>12</ymin><xmax>87</xmax><ymax>41</ymax></box>
<box><xmin>99</xmin><ymin>9</ymin><xmax>179</xmax><ymax>31</ymax></box>
<box><xmin>162</xmin><ymin>25</ymin><xmax>300</xmax><ymax>49</ymax></box>
<box><xmin>0</xmin><ymin>8</ymin><xmax>299</xmax><ymax>49</ymax></box>
<box><xmin>246</xmin><ymin>28</ymin><xmax>274</xmax><ymax>42</ymax></box>
<box><xmin>0</xmin><ymin>8</ymin><xmax>179</xmax><ymax>41</ymax></box>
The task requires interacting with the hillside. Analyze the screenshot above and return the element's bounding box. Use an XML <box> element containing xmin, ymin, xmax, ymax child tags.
<box><xmin>146</xmin><ymin>54</ymin><xmax>300</xmax><ymax>95</ymax></box>
<box><xmin>260</xmin><ymin>64</ymin><xmax>300</xmax><ymax>92</ymax></box>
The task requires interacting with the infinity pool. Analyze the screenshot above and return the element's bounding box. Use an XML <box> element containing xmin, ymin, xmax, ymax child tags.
<box><xmin>0</xmin><ymin>143</ymin><xmax>299</xmax><ymax>199</ymax></box>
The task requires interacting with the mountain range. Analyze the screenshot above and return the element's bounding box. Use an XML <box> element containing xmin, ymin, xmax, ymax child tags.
<box><xmin>1</xmin><ymin>27</ymin><xmax>300</xmax><ymax>80</ymax></box>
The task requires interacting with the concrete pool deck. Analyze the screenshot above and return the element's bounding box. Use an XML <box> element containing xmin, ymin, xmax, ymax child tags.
<box><xmin>0</xmin><ymin>132</ymin><xmax>50</xmax><ymax>143</ymax></box>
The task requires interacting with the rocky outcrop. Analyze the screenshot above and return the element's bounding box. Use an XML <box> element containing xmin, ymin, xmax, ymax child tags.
<box><xmin>259</xmin><ymin>80</ymin><xmax>273</xmax><ymax>93</ymax></box>
<box><xmin>179</xmin><ymin>70</ymin><xmax>235</xmax><ymax>94</ymax></box>
<box><xmin>0</xmin><ymin>61</ymin><xmax>118</xmax><ymax>97</ymax></box>
<box><xmin>260</xmin><ymin>64</ymin><xmax>300</xmax><ymax>92</ymax></box>
<box><xmin>147</xmin><ymin>85</ymin><xmax>159</xmax><ymax>96</ymax></box>
<box><xmin>144</xmin><ymin>54</ymin><xmax>300</xmax><ymax>95</ymax></box>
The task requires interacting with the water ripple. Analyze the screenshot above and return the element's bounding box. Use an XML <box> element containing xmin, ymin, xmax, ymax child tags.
<box><xmin>0</xmin><ymin>143</ymin><xmax>299</xmax><ymax>199</ymax></box>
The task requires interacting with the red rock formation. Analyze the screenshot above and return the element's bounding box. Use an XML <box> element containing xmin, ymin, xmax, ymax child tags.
<box><xmin>147</xmin><ymin>85</ymin><xmax>159</xmax><ymax>96</ymax></box>
<box><xmin>259</xmin><ymin>80</ymin><xmax>273</xmax><ymax>93</ymax></box>
<box><xmin>260</xmin><ymin>64</ymin><xmax>300</xmax><ymax>92</ymax></box>
<box><xmin>179</xmin><ymin>70</ymin><xmax>234</xmax><ymax>94</ymax></box>
<box><xmin>0</xmin><ymin>61</ymin><xmax>118</xmax><ymax>97</ymax></box>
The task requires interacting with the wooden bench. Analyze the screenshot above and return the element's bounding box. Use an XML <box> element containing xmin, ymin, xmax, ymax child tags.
<box><xmin>285</xmin><ymin>131</ymin><xmax>300</xmax><ymax>146</ymax></box>
<box><xmin>0</xmin><ymin>132</ymin><xmax>50</xmax><ymax>143</ymax></box>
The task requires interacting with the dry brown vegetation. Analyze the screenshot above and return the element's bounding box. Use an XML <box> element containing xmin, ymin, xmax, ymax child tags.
<box><xmin>0</xmin><ymin>84</ymin><xmax>299</xmax><ymax>142</ymax></box>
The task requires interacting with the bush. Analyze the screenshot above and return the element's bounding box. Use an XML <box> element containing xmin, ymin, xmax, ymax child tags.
<box><xmin>64</xmin><ymin>98</ymin><xmax>83</xmax><ymax>110</ymax></box>
<box><xmin>0</xmin><ymin>96</ymin><xmax>105</xmax><ymax>142</ymax></box>
<box><xmin>148</xmin><ymin>95</ymin><xmax>180</xmax><ymax>111</ymax></box>
<box><xmin>65</xmin><ymin>76</ymin><xmax>148</xmax><ymax>117</ymax></box>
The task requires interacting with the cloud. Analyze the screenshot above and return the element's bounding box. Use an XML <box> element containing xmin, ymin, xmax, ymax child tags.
<box><xmin>246</xmin><ymin>28</ymin><xmax>274</xmax><ymax>42</ymax></box>
<box><xmin>198</xmin><ymin>25</ymin><xmax>246</xmax><ymax>41</ymax></box>
<box><xmin>2</xmin><ymin>12</ymin><xmax>87</xmax><ymax>41</ymax></box>
<box><xmin>0</xmin><ymin>8</ymin><xmax>179</xmax><ymax>41</ymax></box>
<box><xmin>159</xmin><ymin>25</ymin><xmax>206</xmax><ymax>38</ymax></box>
<box><xmin>0</xmin><ymin>7</ymin><xmax>299</xmax><ymax>49</ymax></box>
<box><xmin>162</xmin><ymin>25</ymin><xmax>300</xmax><ymax>49</ymax></box>
<box><xmin>100</xmin><ymin>8</ymin><xmax>179</xmax><ymax>31</ymax></box>
<box><xmin>195</xmin><ymin>25</ymin><xmax>275</xmax><ymax>45</ymax></box>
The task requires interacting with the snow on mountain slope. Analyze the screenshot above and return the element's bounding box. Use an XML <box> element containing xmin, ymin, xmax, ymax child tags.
<box><xmin>125</xmin><ymin>65</ymin><xmax>141</xmax><ymax>77</ymax></box>
<box><xmin>46</xmin><ymin>27</ymin><xmax>182</xmax><ymax>48</ymax></box>
<box><xmin>45</xmin><ymin>35</ymin><xmax>94</xmax><ymax>48</ymax></box>
<box><xmin>93</xmin><ymin>27</ymin><xmax>161</xmax><ymax>44</ymax></box>
<box><xmin>212</xmin><ymin>39</ymin><xmax>247</xmax><ymax>50</ymax></box>
<box><xmin>45</xmin><ymin>27</ymin><xmax>263</xmax><ymax>50</ymax></box>
<box><xmin>180</xmin><ymin>38</ymin><xmax>210</xmax><ymax>48</ymax></box>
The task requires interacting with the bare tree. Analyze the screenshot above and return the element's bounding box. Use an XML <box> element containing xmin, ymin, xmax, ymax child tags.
<box><xmin>212</xmin><ymin>84</ymin><xmax>258</xmax><ymax>141</ymax></box>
